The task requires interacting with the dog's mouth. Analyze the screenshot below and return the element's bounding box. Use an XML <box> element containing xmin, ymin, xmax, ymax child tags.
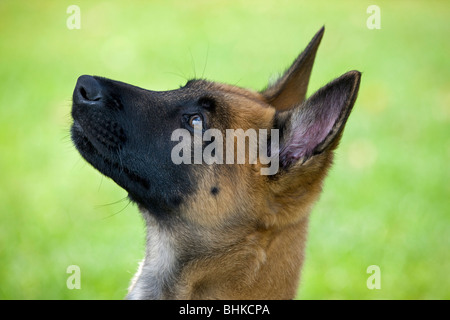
<box><xmin>71</xmin><ymin>119</ymin><xmax>150</xmax><ymax>192</ymax></box>
<box><xmin>72</xmin><ymin>108</ymin><xmax>126</xmax><ymax>151</ymax></box>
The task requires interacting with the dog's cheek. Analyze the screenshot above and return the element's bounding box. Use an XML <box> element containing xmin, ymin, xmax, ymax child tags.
<box><xmin>180</xmin><ymin>166</ymin><xmax>254</xmax><ymax>228</ymax></box>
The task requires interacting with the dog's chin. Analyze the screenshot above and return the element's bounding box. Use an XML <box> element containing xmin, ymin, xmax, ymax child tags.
<box><xmin>71</xmin><ymin>121</ymin><xmax>150</xmax><ymax>202</ymax></box>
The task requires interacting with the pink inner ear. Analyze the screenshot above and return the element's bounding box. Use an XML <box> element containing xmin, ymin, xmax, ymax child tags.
<box><xmin>279</xmin><ymin>89</ymin><xmax>347</xmax><ymax>166</ymax></box>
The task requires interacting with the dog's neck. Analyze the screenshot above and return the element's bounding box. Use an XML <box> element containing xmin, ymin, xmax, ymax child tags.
<box><xmin>126</xmin><ymin>212</ymin><xmax>178</xmax><ymax>300</ymax></box>
<box><xmin>126</xmin><ymin>207</ymin><xmax>310</xmax><ymax>300</ymax></box>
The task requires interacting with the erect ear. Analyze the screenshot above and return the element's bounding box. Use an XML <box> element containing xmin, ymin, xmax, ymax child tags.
<box><xmin>276</xmin><ymin>70</ymin><xmax>361</xmax><ymax>168</ymax></box>
<box><xmin>262</xmin><ymin>26</ymin><xmax>324</xmax><ymax>111</ymax></box>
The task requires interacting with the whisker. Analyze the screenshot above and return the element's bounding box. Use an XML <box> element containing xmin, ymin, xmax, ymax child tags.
<box><xmin>95</xmin><ymin>195</ymin><xmax>129</xmax><ymax>209</ymax></box>
<box><xmin>201</xmin><ymin>44</ymin><xmax>210</xmax><ymax>79</ymax></box>
<box><xmin>100</xmin><ymin>198</ymin><xmax>133</xmax><ymax>220</ymax></box>
<box><xmin>189</xmin><ymin>47</ymin><xmax>197</xmax><ymax>79</ymax></box>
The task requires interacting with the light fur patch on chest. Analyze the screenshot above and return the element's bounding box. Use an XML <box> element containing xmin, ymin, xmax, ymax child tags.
<box><xmin>127</xmin><ymin>215</ymin><xmax>177</xmax><ymax>299</ymax></box>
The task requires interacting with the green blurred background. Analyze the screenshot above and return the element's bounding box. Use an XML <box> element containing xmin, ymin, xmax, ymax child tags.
<box><xmin>0</xmin><ymin>0</ymin><xmax>448</xmax><ymax>299</ymax></box>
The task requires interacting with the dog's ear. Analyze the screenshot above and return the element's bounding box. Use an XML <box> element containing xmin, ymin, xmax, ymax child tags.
<box><xmin>262</xmin><ymin>26</ymin><xmax>324</xmax><ymax>111</ymax></box>
<box><xmin>275</xmin><ymin>70</ymin><xmax>361</xmax><ymax>168</ymax></box>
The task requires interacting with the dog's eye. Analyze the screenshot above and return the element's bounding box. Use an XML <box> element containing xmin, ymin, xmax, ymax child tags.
<box><xmin>188</xmin><ymin>114</ymin><xmax>203</xmax><ymax>128</ymax></box>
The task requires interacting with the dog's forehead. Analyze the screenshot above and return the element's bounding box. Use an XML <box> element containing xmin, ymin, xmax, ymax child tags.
<box><xmin>184</xmin><ymin>79</ymin><xmax>268</xmax><ymax>106</ymax></box>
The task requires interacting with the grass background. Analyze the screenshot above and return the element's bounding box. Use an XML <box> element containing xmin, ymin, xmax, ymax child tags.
<box><xmin>0</xmin><ymin>0</ymin><xmax>448</xmax><ymax>299</ymax></box>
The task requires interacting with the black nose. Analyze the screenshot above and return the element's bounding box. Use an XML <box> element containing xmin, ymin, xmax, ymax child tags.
<box><xmin>73</xmin><ymin>75</ymin><xmax>103</xmax><ymax>105</ymax></box>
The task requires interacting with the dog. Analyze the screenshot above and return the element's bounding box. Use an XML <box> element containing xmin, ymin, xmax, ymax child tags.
<box><xmin>71</xmin><ymin>26</ymin><xmax>360</xmax><ymax>299</ymax></box>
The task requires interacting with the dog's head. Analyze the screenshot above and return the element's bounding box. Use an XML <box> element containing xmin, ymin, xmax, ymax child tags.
<box><xmin>71</xmin><ymin>27</ymin><xmax>360</xmax><ymax>230</ymax></box>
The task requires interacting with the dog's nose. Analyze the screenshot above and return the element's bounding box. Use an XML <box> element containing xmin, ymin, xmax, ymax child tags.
<box><xmin>73</xmin><ymin>75</ymin><xmax>103</xmax><ymax>105</ymax></box>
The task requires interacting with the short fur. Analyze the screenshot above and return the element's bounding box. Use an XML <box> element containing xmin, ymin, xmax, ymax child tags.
<box><xmin>71</xmin><ymin>26</ymin><xmax>361</xmax><ymax>299</ymax></box>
